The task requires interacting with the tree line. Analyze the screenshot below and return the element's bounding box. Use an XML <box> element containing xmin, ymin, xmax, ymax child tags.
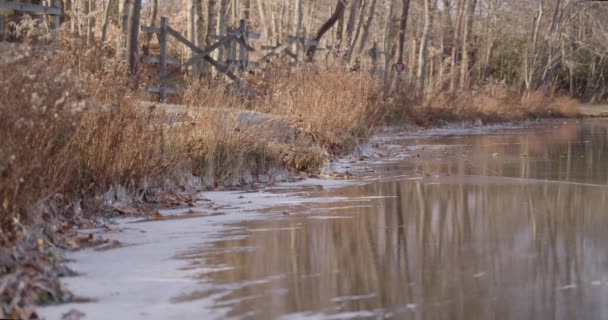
<box><xmin>57</xmin><ymin>0</ymin><xmax>608</xmax><ymax>101</ymax></box>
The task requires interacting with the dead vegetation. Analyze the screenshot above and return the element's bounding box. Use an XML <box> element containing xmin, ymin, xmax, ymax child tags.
<box><xmin>251</xmin><ymin>67</ymin><xmax>382</xmax><ymax>154</ymax></box>
<box><xmin>388</xmin><ymin>83</ymin><xmax>580</xmax><ymax>126</ymax></box>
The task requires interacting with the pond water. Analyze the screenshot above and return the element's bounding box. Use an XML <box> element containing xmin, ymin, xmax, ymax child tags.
<box><xmin>173</xmin><ymin>119</ymin><xmax>608</xmax><ymax>319</ymax></box>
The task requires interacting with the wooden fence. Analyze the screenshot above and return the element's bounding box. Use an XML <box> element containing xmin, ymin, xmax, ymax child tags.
<box><xmin>141</xmin><ymin>16</ymin><xmax>386</xmax><ymax>100</ymax></box>
<box><xmin>142</xmin><ymin>17</ymin><xmax>260</xmax><ymax>100</ymax></box>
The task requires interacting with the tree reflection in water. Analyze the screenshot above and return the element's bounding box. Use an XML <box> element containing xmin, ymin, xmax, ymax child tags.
<box><xmin>175</xmin><ymin>120</ymin><xmax>608</xmax><ymax>320</ymax></box>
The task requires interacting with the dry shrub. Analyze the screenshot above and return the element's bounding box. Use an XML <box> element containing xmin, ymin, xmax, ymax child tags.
<box><xmin>253</xmin><ymin>67</ymin><xmax>381</xmax><ymax>154</ymax></box>
<box><xmin>182</xmin><ymin>78</ymin><xmax>247</xmax><ymax>109</ymax></box>
<box><xmin>0</xmin><ymin>43</ymin><xmax>170</xmax><ymax>233</ymax></box>
<box><xmin>520</xmin><ymin>90</ymin><xmax>549</xmax><ymax>114</ymax></box>
<box><xmin>396</xmin><ymin>83</ymin><xmax>580</xmax><ymax>125</ymax></box>
<box><xmin>72</xmin><ymin>102</ymin><xmax>169</xmax><ymax>193</ymax></box>
<box><xmin>0</xmin><ymin>44</ymin><xmax>85</xmax><ymax>234</ymax></box>
<box><xmin>520</xmin><ymin>91</ymin><xmax>580</xmax><ymax>117</ymax></box>
<box><xmin>0</xmin><ymin>44</ymin><xmax>91</xmax><ymax>318</ymax></box>
<box><xmin>548</xmin><ymin>96</ymin><xmax>580</xmax><ymax>117</ymax></box>
<box><xmin>173</xmin><ymin>111</ymin><xmax>281</xmax><ymax>183</ymax></box>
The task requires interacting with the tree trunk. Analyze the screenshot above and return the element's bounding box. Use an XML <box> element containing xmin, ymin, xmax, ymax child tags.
<box><xmin>217</xmin><ymin>0</ymin><xmax>229</xmax><ymax>61</ymax></box>
<box><xmin>126</xmin><ymin>0</ymin><xmax>142</xmax><ymax>74</ymax></box>
<box><xmin>118</xmin><ymin>0</ymin><xmax>131</xmax><ymax>56</ymax></box>
<box><xmin>480</xmin><ymin>0</ymin><xmax>496</xmax><ymax>82</ymax></box>
<box><xmin>459</xmin><ymin>0</ymin><xmax>476</xmax><ymax>90</ymax></box>
<box><xmin>345</xmin><ymin>0</ymin><xmax>360</xmax><ymax>45</ymax></box>
<box><xmin>449</xmin><ymin>0</ymin><xmax>464</xmax><ymax>92</ymax></box>
<box><xmin>540</xmin><ymin>0</ymin><xmax>562</xmax><ymax>91</ymax></box>
<box><xmin>86</xmin><ymin>0</ymin><xmax>95</xmax><ymax>46</ymax></box>
<box><xmin>383</xmin><ymin>0</ymin><xmax>395</xmax><ymax>96</ymax></box>
<box><xmin>346</xmin><ymin>0</ymin><xmax>368</xmax><ymax>62</ymax></box>
<box><xmin>269</xmin><ymin>0</ymin><xmax>277</xmax><ymax>40</ymax></box>
<box><xmin>437</xmin><ymin>0</ymin><xmax>452</xmax><ymax>89</ymax></box>
<box><xmin>101</xmin><ymin>0</ymin><xmax>114</xmax><ymax>45</ymax></box>
<box><xmin>305</xmin><ymin>0</ymin><xmax>348</xmax><ymax>61</ymax></box>
<box><xmin>417</xmin><ymin>0</ymin><xmax>433</xmax><ymax>94</ymax></box>
<box><xmin>396</xmin><ymin>0</ymin><xmax>410</xmax><ymax>65</ymax></box>
<box><xmin>336</xmin><ymin>3</ymin><xmax>345</xmax><ymax>47</ymax></box>
<box><xmin>256</xmin><ymin>0</ymin><xmax>269</xmax><ymax>39</ymax></box>
<box><xmin>206</xmin><ymin>0</ymin><xmax>217</xmax><ymax>47</ymax></box>
<box><xmin>523</xmin><ymin>0</ymin><xmax>543</xmax><ymax>93</ymax></box>
<box><xmin>357</xmin><ymin>0</ymin><xmax>377</xmax><ymax>53</ymax></box>
<box><xmin>292</xmin><ymin>0</ymin><xmax>303</xmax><ymax>58</ymax></box>
<box><xmin>188</xmin><ymin>0</ymin><xmax>198</xmax><ymax>75</ymax></box>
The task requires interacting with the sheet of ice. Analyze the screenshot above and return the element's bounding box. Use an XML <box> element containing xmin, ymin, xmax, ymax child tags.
<box><xmin>38</xmin><ymin>177</ymin><xmax>367</xmax><ymax>320</ymax></box>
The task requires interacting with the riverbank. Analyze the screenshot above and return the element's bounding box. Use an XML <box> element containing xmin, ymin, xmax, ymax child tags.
<box><xmin>35</xmin><ymin>118</ymin><xmax>599</xmax><ymax>319</ymax></box>
<box><xmin>0</xmin><ymin>43</ymin><xmax>591</xmax><ymax>318</ymax></box>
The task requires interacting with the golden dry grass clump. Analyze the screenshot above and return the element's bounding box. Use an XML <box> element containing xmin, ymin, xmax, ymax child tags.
<box><xmin>252</xmin><ymin>67</ymin><xmax>382</xmax><ymax>155</ymax></box>
<box><xmin>395</xmin><ymin>83</ymin><xmax>580</xmax><ymax>125</ymax></box>
<box><xmin>172</xmin><ymin>111</ymin><xmax>282</xmax><ymax>183</ymax></box>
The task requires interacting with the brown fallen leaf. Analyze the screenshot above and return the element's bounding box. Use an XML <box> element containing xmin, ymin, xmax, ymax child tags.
<box><xmin>94</xmin><ymin>240</ymin><xmax>123</xmax><ymax>251</ymax></box>
<box><xmin>62</xmin><ymin>308</ymin><xmax>85</xmax><ymax>320</ymax></box>
<box><xmin>151</xmin><ymin>212</ymin><xmax>165</xmax><ymax>220</ymax></box>
<box><xmin>113</xmin><ymin>205</ymin><xmax>141</xmax><ymax>215</ymax></box>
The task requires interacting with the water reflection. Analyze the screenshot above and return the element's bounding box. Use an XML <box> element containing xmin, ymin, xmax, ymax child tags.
<box><xmin>176</xmin><ymin>120</ymin><xmax>608</xmax><ymax>319</ymax></box>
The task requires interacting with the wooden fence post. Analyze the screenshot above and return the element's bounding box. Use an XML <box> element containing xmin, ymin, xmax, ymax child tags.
<box><xmin>227</xmin><ymin>27</ymin><xmax>235</xmax><ymax>67</ymax></box>
<box><xmin>239</xmin><ymin>19</ymin><xmax>247</xmax><ymax>71</ymax></box>
<box><xmin>52</xmin><ymin>0</ymin><xmax>61</xmax><ymax>43</ymax></box>
<box><xmin>159</xmin><ymin>17</ymin><xmax>168</xmax><ymax>100</ymax></box>
<box><xmin>370</xmin><ymin>41</ymin><xmax>379</xmax><ymax>75</ymax></box>
<box><xmin>126</xmin><ymin>0</ymin><xmax>142</xmax><ymax>75</ymax></box>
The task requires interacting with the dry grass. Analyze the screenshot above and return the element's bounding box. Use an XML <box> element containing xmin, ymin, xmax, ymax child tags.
<box><xmin>72</xmin><ymin>102</ymin><xmax>169</xmax><ymax>192</ymax></box>
<box><xmin>251</xmin><ymin>67</ymin><xmax>382</xmax><ymax>155</ymax></box>
<box><xmin>172</xmin><ymin>111</ymin><xmax>282</xmax><ymax>183</ymax></box>
<box><xmin>0</xmin><ymin>44</ymin><xmax>84</xmax><ymax>234</ymax></box>
<box><xmin>391</xmin><ymin>84</ymin><xmax>581</xmax><ymax>125</ymax></box>
<box><xmin>182</xmin><ymin>78</ymin><xmax>247</xmax><ymax>109</ymax></box>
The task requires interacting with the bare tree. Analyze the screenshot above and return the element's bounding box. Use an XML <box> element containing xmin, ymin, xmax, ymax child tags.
<box><xmin>126</xmin><ymin>0</ymin><xmax>142</xmax><ymax>74</ymax></box>
<box><xmin>101</xmin><ymin>0</ymin><xmax>115</xmax><ymax>45</ymax></box>
<box><xmin>305</xmin><ymin>0</ymin><xmax>349</xmax><ymax>61</ymax></box>
<box><xmin>417</xmin><ymin>0</ymin><xmax>434</xmax><ymax>93</ymax></box>
<box><xmin>459</xmin><ymin>0</ymin><xmax>476</xmax><ymax>89</ymax></box>
<box><xmin>357</xmin><ymin>0</ymin><xmax>377</xmax><ymax>53</ymax></box>
<box><xmin>118</xmin><ymin>0</ymin><xmax>131</xmax><ymax>55</ymax></box>
<box><xmin>383</xmin><ymin>0</ymin><xmax>395</xmax><ymax>96</ymax></box>
<box><xmin>396</xmin><ymin>0</ymin><xmax>410</xmax><ymax>65</ymax></box>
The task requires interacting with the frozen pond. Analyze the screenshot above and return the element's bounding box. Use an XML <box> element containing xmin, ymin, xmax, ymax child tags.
<box><xmin>41</xmin><ymin>119</ymin><xmax>608</xmax><ymax>319</ymax></box>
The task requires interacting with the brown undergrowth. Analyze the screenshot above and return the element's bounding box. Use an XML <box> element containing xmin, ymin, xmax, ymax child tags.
<box><xmin>251</xmin><ymin>67</ymin><xmax>383</xmax><ymax>155</ymax></box>
<box><xmin>388</xmin><ymin>83</ymin><xmax>580</xmax><ymax>126</ymax></box>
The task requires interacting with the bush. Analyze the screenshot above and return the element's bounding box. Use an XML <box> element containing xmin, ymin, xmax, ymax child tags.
<box><xmin>252</xmin><ymin>67</ymin><xmax>382</xmax><ymax>155</ymax></box>
<box><xmin>0</xmin><ymin>44</ymin><xmax>84</xmax><ymax>235</ymax></box>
